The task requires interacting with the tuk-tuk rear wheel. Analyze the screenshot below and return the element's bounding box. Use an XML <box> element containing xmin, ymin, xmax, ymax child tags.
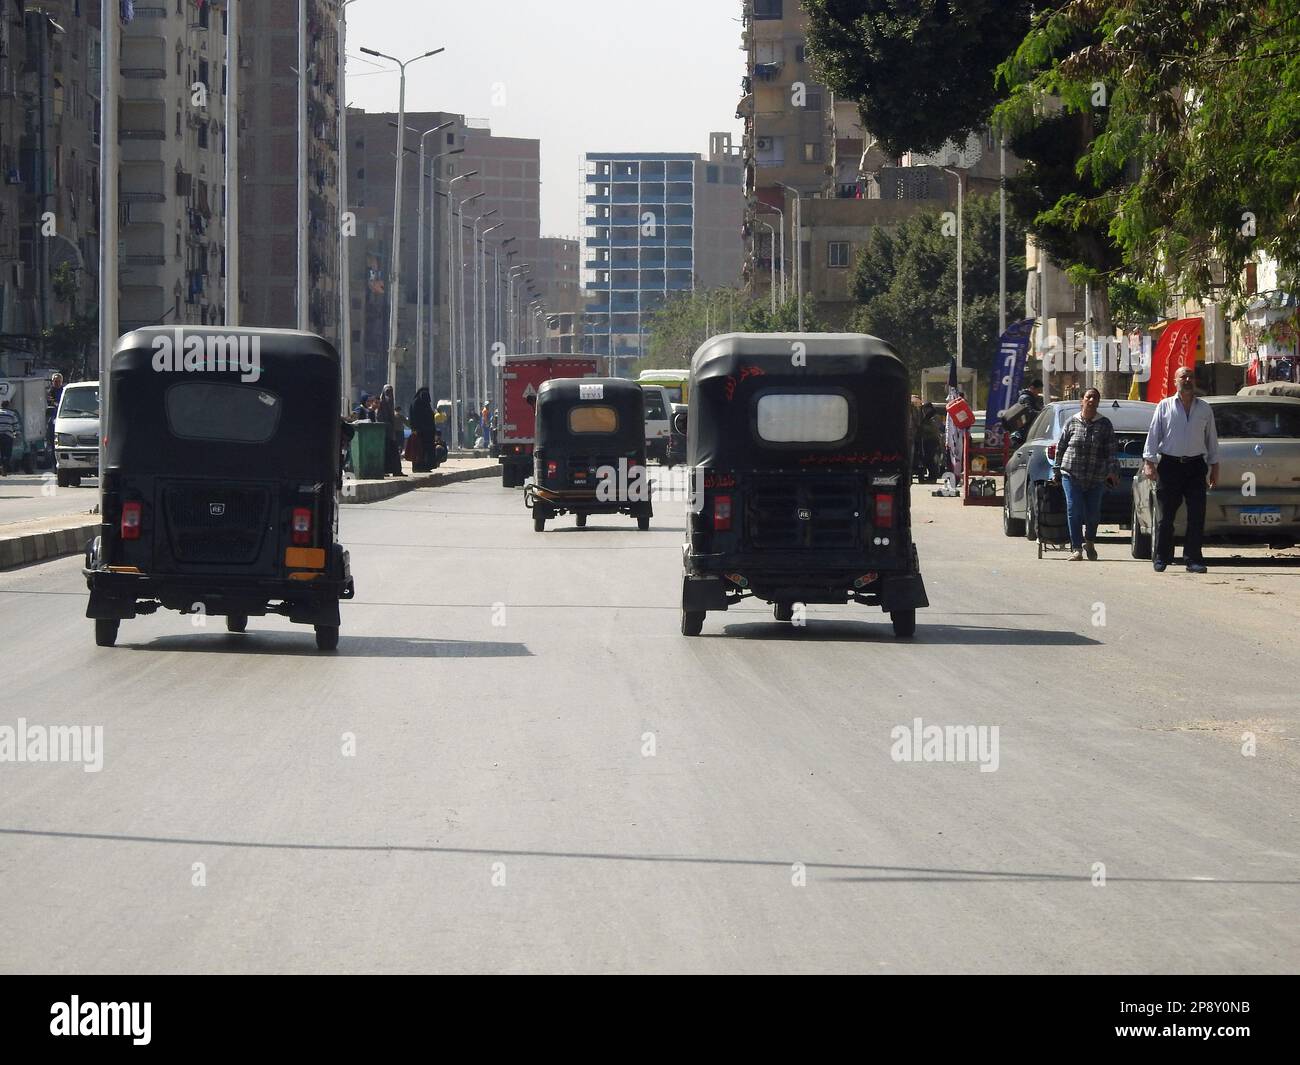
<box><xmin>576</xmin><ymin>514</ymin><xmax>587</xmax><ymax>528</ymax></box>
<box><xmin>891</xmin><ymin>609</ymin><xmax>916</xmax><ymax>638</ymax></box>
<box><xmin>94</xmin><ymin>619</ymin><xmax>119</xmax><ymax>647</ymax></box>
<box><xmin>773</xmin><ymin>602</ymin><xmax>794</xmax><ymax>623</ymax></box>
<box><xmin>226</xmin><ymin>614</ymin><xmax>248</xmax><ymax>633</ymax></box>
<box><xmin>533</xmin><ymin>511</ymin><xmax>547</xmax><ymax>532</ymax></box>
<box><xmin>315</xmin><ymin>625</ymin><xmax>340</xmax><ymax>651</ymax></box>
<box><xmin>637</xmin><ymin>514</ymin><xmax>651</xmax><ymax>531</ymax></box>
<box><xmin>681</xmin><ymin>610</ymin><xmax>704</xmax><ymax>637</ymax></box>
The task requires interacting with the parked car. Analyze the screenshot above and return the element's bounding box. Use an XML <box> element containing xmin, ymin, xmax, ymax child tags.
<box><xmin>54</xmin><ymin>380</ymin><xmax>100</xmax><ymax>487</ymax></box>
<box><xmin>1003</xmin><ymin>399</ymin><xmax>1157</xmax><ymax>538</ymax></box>
<box><xmin>1129</xmin><ymin>395</ymin><xmax>1300</xmax><ymax>557</ymax></box>
<box><xmin>640</xmin><ymin>383</ymin><xmax>672</xmax><ymax>464</ymax></box>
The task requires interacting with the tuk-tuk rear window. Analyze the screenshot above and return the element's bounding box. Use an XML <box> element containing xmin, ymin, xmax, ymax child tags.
<box><xmin>755</xmin><ymin>392</ymin><xmax>851</xmax><ymax>444</ymax></box>
<box><xmin>164</xmin><ymin>381</ymin><xmax>282</xmax><ymax>443</ymax></box>
<box><xmin>569</xmin><ymin>405</ymin><xmax>619</xmax><ymax>434</ymax></box>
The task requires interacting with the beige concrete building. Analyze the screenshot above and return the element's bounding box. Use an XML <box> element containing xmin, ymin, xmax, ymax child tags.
<box><xmin>536</xmin><ymin>236</ymin><xmax>580</xmax><ymax>353</ymax></box>
<box><xmin>0</xmin><ymin>0</ymin><xmax>102</xmax><ymax>376</ymax></box>
<box><xmin>237</xmin><ymin>0</ymin><xmax>340</xmax><ymax>346</ymax></box>
<box><xmin>116</xmin><ymin>1</ymin><xmax>229</xmax><ymax>335</ymax></box>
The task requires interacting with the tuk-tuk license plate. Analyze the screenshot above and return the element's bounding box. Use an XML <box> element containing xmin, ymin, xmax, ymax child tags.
<box><xmin>1240</xmin><ymin>507</ymin><xmax>1281</xmax><ymax>526</ymax></box>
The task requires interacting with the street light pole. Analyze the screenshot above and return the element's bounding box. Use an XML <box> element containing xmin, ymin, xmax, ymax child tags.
<box><xmin>428</xmin><ymin>148</ymin><xmax>462</xmax><ymax>396</ymax></box>
<box><xmin>99</xmin><ymin>0</ymin><xmax>120</xmax><ymax>453</ymax></box>
<box><xmin>442</xmin><ymin>174</ymin><xmax>477</xmax><ymax>444</ymax></box>
<box><xmin>413</xmin><ymin>123</ymin><xmax>454</xmax><ymax>392</ymax></box>
<box><xmin>477</xmin><ymin>221</ymin><xmax>504</xmax><ymax>415</ymax></box>
<box><xmin>778</xmin><ymin>184</ymin><xmax>803</xmax><ymax>329</ymax></box>
<box><xmin>760</xmin><ymin>204</ymin><xmax>785</xmax><ymax>304</ymax></box>
<box><xmin>467</xmin><ymin>206</ymin><xmax>496</xmax><ymax>424</ymax></box>
<box><xmin>756</xmin><ymin>220</ymin><xmax>776</xmax><ymax>315</ymax></box>
<box><xmin>336</xmin><ymin>0</ymin><xmax>360</xmax><ymax>412</ymax></box>
<box><xmin>360</xmin><ymin>45</ymin><xmax>444</xmax><ymax>390</ymax></box>
<box><xmin>297</xmin><ymin>0</ymin><xmax>308</xmax><ymax>331</ymax></box>
<box><xmin>226</xmin><ymin>0</ymin><xmax>240</xmax><ymax>328</ymax></box>
<box><xmin>943</xmin><ymin>166</ymin><xmax>965</xmax><ymax>368</ymax></box>
<box><xmin>452</xmin><ymin>190</ymin><xmax>484</xmax><ymax>445</ymax></box>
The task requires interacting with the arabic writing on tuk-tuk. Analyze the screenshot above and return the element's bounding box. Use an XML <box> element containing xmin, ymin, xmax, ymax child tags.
<box><xmin>724</xmin><ymin>365</ymin><xmax>767</xmax><ymax>402</ymax></box>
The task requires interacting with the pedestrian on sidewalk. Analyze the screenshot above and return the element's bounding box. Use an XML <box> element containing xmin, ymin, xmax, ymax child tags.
<box><xmin>0</xmin><ymin>400</ymin><xmax>19</xmax><ymax>475</ymax></box>
<box><xmin>1051</xmin><ymin>387</ymin><xmax>1119</xmax><ymax>561</ymax></box>
<box><xmin>1142</xmin><ymin>366</ymin><xmax>1220</xmax><ymax>573</ymax></box>
<box><xmin>408</xmin><ymin>387</ymin><xmax>437</xmax><ymax>473</ymax></box>
<box><xmin>377</xmin><ymin>384</ymin><xmax>406</xmax><ymax>478</ymax></box>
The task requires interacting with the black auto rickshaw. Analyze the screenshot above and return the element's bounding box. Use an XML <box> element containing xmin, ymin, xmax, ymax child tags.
<box><xmin>680</xmin><ymin>333</ymin><xmax>929</xmax><ymax>637</ymax></box>
<box><xmin>527</xmin><ymin>377</ymin><xmax>652</xmax><ymax>532</ymax></box>
<box><xmin>84</xmin><ymin>327</ymin><xmax>355</xmax><ymax>650</ymax></box>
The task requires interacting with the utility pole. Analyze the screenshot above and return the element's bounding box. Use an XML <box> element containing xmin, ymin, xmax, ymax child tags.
<box><xmin>943</xmin><ymin>166</ymin><xmax>965</xmax><ymax>368</ymax></box>
<box><xmin>297</xmin><ymin>0</ymin><xmax>309</xmax><ymax>331</ymax></box>
<box><xmin>226</xmin><ymin>0</ymin><xmax>241</xmax><ymax>328</ymax></box>
<box><xmin>779</xmin><ymin>184</ymin><xmax>803</xmax><ymax>329</ymax></box>
<box><xmin>337</xmin><ymin>0</ymin><xmax>361</xmax><ymax>411</ymax></box>
<box><xmin>999</xmin><ymin>136</ymin><xmax>1007</xmax><ymax>336</ymax></box>
<box><xmin>99</xmin><ymin>0</ymin><xmax>120</xmax><ymax>452</ymax></box>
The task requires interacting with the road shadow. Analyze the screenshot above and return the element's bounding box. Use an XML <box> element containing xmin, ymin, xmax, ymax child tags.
<box><xmin>716</xmin><ymin>620</ymin><xmax>1100</xmax><ymax>646</ymax></box>
<box><xmin>546</xmin><ymin>524</ymin><xmax>687</xmax><ymax>534</ymax></box>
<box><xmin>123</xmin><ymin>632</ymin><xmax>532</xmax><ymax>658</ymax></box>
<box><xmin>1</xmin><ymin>827</ymin><xmax>1293</xmax><ymax>886</ymax></box>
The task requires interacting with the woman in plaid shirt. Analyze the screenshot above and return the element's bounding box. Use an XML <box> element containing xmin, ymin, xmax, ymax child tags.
<box><xmin>1050</xmin><ymin>388</ymin><xmax>1120</xmax><ymax>560</ymax></box>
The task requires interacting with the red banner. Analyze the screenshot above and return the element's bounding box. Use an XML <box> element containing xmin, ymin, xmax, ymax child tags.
<box><xmin>1146</xmin><ymin>317</ymin><xmax>1204</xmax><ymax>402</ymax></box>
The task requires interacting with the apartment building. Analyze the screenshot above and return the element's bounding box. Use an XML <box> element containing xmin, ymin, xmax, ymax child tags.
<box><xmin>581</xmin><ymin>138</ymin><xmax>744</xmax><ymax>361</ymax></box>
<box><xmin>117</xmin><ymin>0</ymin><xmax>229</xmax><ymax>335</ymax></box>
<box><xmin>344</xmin><ymin>112</ymin><xmax>541</xmax><ymax>399</ymax></box>
<box><xmin>238</xmin><ymin>0</ymin><xmax>341</xmax><ymax>349</ymax></box>
<box><xmin>0</xmin><ymin>0</ymin><xmax>101</xmax><ymax>375</ymax></box>
<box><xmin>738</xmin><ymin>0</ymin><xmax>834</xmax><ymax>305</ymax></box>
<box><xmin>535</xmin><ymin>235</ymin><xmax>580</xmax><ymax>354</ymax></box>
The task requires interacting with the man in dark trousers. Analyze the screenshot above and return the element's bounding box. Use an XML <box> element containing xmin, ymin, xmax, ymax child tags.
<box><xmin>1142</xmin><ymin>365</ymin><xmax>1220</xmax><ymax>573</ymax></box>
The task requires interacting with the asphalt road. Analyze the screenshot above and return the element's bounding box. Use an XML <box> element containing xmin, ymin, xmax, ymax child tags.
<box><xmin>0</xmin><ymin>477</ymin><xmax>1296</xmax><ymax>973</ymax></box>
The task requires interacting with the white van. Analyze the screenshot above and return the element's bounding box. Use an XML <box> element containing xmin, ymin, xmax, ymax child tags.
<box><xmin>54</xmin><ymin>380</ymin><xmax>100</xmax><ymax>487</ymax></box>
<box><xmin>640</xmin><ymin>384</ymin><xmax>672</xmax><ymax>464</ymax></box>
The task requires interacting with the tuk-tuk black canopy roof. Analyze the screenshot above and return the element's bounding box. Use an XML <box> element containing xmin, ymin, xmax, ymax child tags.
<box><xmin>535</xmin><ymin>377</ymin><xmax>647</xmax><ymax>451</ymax></box>
<box><xmin>106</xmin><ymin>327</ymin><xmax>341</xmax><ymax>479</ymax></box>
<box><xmin>687</xmin><ymin>333</ymin><xmax>912</xmax><ymax>468</ymax></box>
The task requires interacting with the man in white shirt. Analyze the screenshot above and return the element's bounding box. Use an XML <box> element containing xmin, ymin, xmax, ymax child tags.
<box><xmin>1142</xmin><ymin>366</ymin><xmax>1220</xmax><ymax>573</ymax></box>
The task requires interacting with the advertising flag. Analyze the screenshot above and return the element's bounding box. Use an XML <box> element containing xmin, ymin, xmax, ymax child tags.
<box><xmin>984</xmin><ymin>318</ymin><xmax>1035</xmax><ymax>448</ymax></box>
<box><xmin>1146</xmin><ymin>317</ymin><xmax>1203</xmax><ymax>401</ymax></box>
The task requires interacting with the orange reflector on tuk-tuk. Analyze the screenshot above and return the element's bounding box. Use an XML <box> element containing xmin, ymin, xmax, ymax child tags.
<box><xmin>284</xmin><ymin>547</ymin><xmax>326</xmax><ymax>570</ymax></box>
<box><xmin>288</xmin><ymin>572</ymin><xmax>323</xmax><ymax>582</ymax></box>
<box><xmin>107</xmin><ymin>566</ymin><xmax>143</xmax><ymax>574</ymax></box>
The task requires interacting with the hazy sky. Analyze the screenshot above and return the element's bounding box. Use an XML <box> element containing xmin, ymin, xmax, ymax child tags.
<box><xmin>345</xmin><ymin>0</ymin><xmax>746</xmax><ymax>237</ymax></box>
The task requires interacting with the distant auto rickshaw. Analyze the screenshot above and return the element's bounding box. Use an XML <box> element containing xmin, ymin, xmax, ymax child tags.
<box><xmin>527</xmin><ymin>377</ymin><xmax>652</xmax><ymax>532</ymax></box>
<box><xmin>84</xmin><ymin>327</ymin><xmax>355</xmax><ymax>650</ymax></box>
<box><xmin>680</xmin><ymin>333</ymin><xmax>929</xmax><ymax>637</ymax></box>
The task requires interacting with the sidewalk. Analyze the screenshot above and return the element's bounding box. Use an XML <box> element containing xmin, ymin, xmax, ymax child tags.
<box><xmin>0</xmin><ymin>456</ymin><xmax>500</xmax><ymax>570</ymax></box>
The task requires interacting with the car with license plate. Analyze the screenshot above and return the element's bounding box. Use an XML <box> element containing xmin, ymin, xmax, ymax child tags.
<box><xmin>640</xmin><ymin>383</ymin><xmax>673</xmax><ymax>464</ymax></box>
<box><xmin>680</xmin><ymin>333</ymin><xmax>928</xmax><ymax>638</ymax></box>
<box><xmin>1003</xmin><ymin>399</ymin><xmax>1156</xmax><ymax>539</ymax></box>
<box><xmin>1129</xmin><ymin>395</ymin><xmax>1300</xmax><ymax>556</ymax></box>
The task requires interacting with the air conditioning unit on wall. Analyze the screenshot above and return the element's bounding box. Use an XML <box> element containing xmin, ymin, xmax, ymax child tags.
<box><xmin>756</xmin><ymin>137</ymin><xmax>773</xmax><ymax>151</ymax></box>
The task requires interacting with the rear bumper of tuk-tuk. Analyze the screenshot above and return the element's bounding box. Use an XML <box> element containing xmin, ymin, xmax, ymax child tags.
<box><xmin>531</xmin><ymin>486</ymin><xmax>651</xmax><ymax>517</ymax></box>
<box><xmin>684</xmin><ymin>547</ymin><xmax>928</xmax><ymax>613</ymax></box>
<box><xmin>83</xmin><ymin>544</ymin><xmax>354</xmax><ymax>626</ymax></box>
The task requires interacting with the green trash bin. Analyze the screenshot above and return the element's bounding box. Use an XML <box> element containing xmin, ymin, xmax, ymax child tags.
<box><xmin>350</xmin><ymin>421</ymin><xmax>386</xmax><ymax>480</ymax></box>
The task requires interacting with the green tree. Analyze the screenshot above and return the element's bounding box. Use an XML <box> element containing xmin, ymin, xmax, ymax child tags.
<box><xmin>1012</xmin><ymin>0</ymin><xmax>1300</xmax><ymax>304</ymax></box>
<box><xmin>43</xmin><ymin>262</ymin><xmax>97</xmax><ymax>379</ymax></box>
<box><xmin>849</xmin><ymin>194</ymin><xmax>1027</xmax><ymax>393</ymax></box>
<box><xmin>804</xmin><ymin>0</ymin><xmax>1037</xmax><ymax>157</ymax></box>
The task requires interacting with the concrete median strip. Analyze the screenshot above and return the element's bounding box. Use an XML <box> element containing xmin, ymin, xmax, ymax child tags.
<box><xmin>0</xmin><ymin>460</ymin><xmax>501</xmax><ymax>570</ymax></box>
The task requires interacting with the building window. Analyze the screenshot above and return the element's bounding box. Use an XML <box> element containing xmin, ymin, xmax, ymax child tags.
<box><xmin>754</xmin><ymin>0</ymin><xmax>782</xmax><ymax>19</ymax></box>
<box><xmin>707</xmin><ymin>165</ymin><xmax>719</xmax><ymax>184</ymax></box>
<box><xmin>828</xmin><ymin>242</ymin><xmax>851</xmax><ymax>269</ymax></box>
<box><xmin>795</xmin><ymin>43</ymin><xmax>806</xmax><ymax>64</ymax></box>
<box><xmin>803</xmin><ymin>142</ymin><xmax>823</xmax><ymax>164</ymax></box>
<box><xmin>805</xmin><ymin>92</ymin><xmax>822</xmax><ymax>113</ymax></box>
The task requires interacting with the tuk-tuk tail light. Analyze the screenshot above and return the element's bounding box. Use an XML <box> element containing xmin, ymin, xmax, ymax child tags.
<box><xmin>291</xmin><ymin>507</ymin><xmax>313</xmax><ymax>546</ymax></box>
<box><xmin>121</xmin><ymin>501</ymin><xmax>143</xmax><ymax>541</ymax></box>
<box><xmin>874</xmin><ymin>493</ymin><xmax>894</xmax><ymax>529</ymax></box>
<box><xmin>546</xmin><ymin>460</ymin><xmax>558</xmax><ymax>479</ymax></box>
<box><xmin>713</xmin><ymin>495</ymin><xmax>733</xmax><ymax>531</ymax></box>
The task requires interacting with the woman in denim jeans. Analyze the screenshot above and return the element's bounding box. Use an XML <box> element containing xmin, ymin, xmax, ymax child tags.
<box><xmin>1051</xmin><ymin>388</ymin><xmax>1119</xmax><ymax>560</ymax></box>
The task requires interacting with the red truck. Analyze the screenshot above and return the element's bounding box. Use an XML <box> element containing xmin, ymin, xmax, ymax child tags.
<box><xmin>498</xmin><ymin>354</ymin><xmax>601</xmax><ymax>487</ymax></box>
